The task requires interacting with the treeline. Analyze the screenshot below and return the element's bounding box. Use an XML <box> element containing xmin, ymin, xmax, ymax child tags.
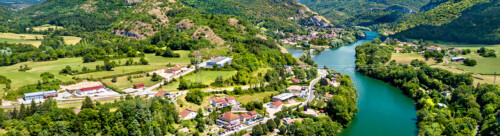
<box><xmin>394</xmin><ymin>0</ymin><xmax>500</xmax><ymax>44</ymax></box>
<box><xmin>0</xmin><ymin>96</ymin><xmax>181</xmax><ymax>136</ymax></box>
<box><xmin>355</xmin><ymin>41</ymin><xmax>499</xmax><ymax>135</ymax></box>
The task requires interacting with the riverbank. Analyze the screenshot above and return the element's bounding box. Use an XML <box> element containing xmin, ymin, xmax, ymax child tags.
<box><xmin>285</xmin><ymin>31</ymin><xmax>418</xmax><ymax>136</ymax></box>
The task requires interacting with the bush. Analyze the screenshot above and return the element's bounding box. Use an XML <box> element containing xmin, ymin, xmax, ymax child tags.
<box><xmin>463</xmin><ymin>58</ymin><xmax>477</xmax><ymax>66</ymax></box>
<box><xmin>185</xmin><ymin>89</ymin><xmax>205</xmax><ymax>105</ymax></box>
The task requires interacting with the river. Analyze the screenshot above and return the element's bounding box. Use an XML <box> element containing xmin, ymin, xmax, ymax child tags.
<box><xmin>286</xmin><ymin>32</ymin><xmax>418</xmax><ymax>136</ymax></box>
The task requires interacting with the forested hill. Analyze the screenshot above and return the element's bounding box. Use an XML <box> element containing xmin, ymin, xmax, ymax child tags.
<box><xmin>298</xmin><ymin>0</ymin><xmax>430</xmax><ymax>27</ymax></box>
<box><xmin>0</xmin><ymin>6</ymin><xmax>8</xmax><ymax>21</ymax></box>
<box><xmin>393</xmin><ymin>0</ymin><xmax>500</xmax><ymax>44</ymax></box>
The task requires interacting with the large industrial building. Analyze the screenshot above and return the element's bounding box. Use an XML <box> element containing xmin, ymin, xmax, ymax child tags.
<box><xmin>23</xmin><ymin>90</ymin><xmax>58</xmax><ymax>101</ymax></box>
<box><xmin>206</xmin><ymin>57</ymin><xmax>233</xmax><ymax>68</ymax></box>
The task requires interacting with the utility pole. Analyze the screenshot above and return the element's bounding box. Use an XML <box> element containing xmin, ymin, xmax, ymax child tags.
<box><xmin>494</xmin><ymin>72</ymin><xmax>497</xmax><ymax>85</ymax></box>
<box><xmin>197</xmin><ymin>50</ymin><xmax>202</xmax><ymax>83</ymax></box>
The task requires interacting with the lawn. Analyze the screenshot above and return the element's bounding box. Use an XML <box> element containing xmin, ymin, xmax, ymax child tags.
<box><xmin>251</xmin><ymin>67</ymin><xmax>271</xmax><ymax>77</ymax></box>
<box><xmin>160</xmin><ymin>70</ymin><xmax>238</xmax><ymax>91</ymax></box>
<box><xmin>235</xmin><ymin>91</ymin><xmax>278</xmax><ymax>104</ymax></box>
<box><xmin>0</xmin><ymin>51</ymin><xmax>191</xmax><ymax>89</ymax></box>
<box><xmin>445</xmin><ymin>53</ymin><xmax>500</xmax><ymax>74</ymax></box>
<box><xmin>390</xmin><ymin>53</ymin><xmax>439</xmax><ymax>65</ymax></box>
<box><xmin>432</xmin><ymin>65</ymin><xmax>497</xmax><ymax>85</ymax></box>
<box><xmin>0</xmin><ymin>33</ymin><xmax>81</xmax><ymax>47</ymax></box>
<box><xmin>101</xmin><ymin>73</ymin><xmax>161</xmax><ymax>90</ymax></box>
<box><xmin>439</xmin><ymin>43</ymin><xmax>500</xmax><ymax>51</ymax></box>
<box><xmin>176</xmin><ymin>93</ymin><xmax>211</xmax><ymax>111</ymax></box>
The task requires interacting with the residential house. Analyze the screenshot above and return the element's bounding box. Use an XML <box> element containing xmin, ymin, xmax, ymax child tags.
<box><xmin>212</xmin><ymin>97</ymin><xmax>238</xmax><ymax>108</ymax></box>
<box><xmin>425</xmin><ymin>46</ymin><xmax>442</xmax><ymax>52</ymax></box>
<box><xmin>165</xmin><ymin>66</ymin><xmax>181</xmax><ymax>74</ymax></box>
<box><xmin>283</xmin><ymin>118</ymin><xmax>303</xmax><ymax>125</ymax></box>
<box><xmin>154</xmin><ymin>91</ymin><xmax>168</xmax><ymax>98</ymax></box>
<box><xmin>301</xmin><ymin>109</ymin><xmax>317</xmax><ymax>117</ymax></box>
<box><xmin>287</xmin><ymin>85</ymin><xmax>302</xmax><ymax>96</ymax></box>
<box><xmin>240</xmin><ymin>111</ymin><xmax>259</xmax><ymax>123</ymax></box>
<box><xmin>77</xmin><ymin>86</ymin><xmax>106</xmax><ymax>95</ymax></box>
<box><xmin>270</xmin><ymin>100</ymin><xmax>283</xmax><ymax>109</ymax></box>
<box><xmin>134</xmin><ymin>83</ymin><xmax>145</xmax><ymax>89</ymax></box>
<box><xmin>216</xmin><ymin>112</ymin><xmax>241</xmax><ymax>129</ymax></box>
<box><xmin>442</xmin><ymin>90</ymin><xmax>451</xmax><ymax>96</ymax></box>
<box><xmin>180</xmin><ymin>109</ymin><xmax>197</xmax><ymax>120</ymax></box>
<box><xmin>291</xmin><ymin>78</ymin><xmax>301</xmax><ymax>83</ymax></box>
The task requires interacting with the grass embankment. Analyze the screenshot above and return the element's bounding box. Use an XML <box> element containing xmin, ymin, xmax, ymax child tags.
<box><xmin>160</xmin><ymin>70</ymin><xmax>238</xmax><ymax>91</ymax></box>
<box><xmin>0</xmin><ymin>33</ymin><xmax>81</xmax><ymax>47</ymax></box>
<box><xmin>0</xmin><ymin>51</ymin><xmax>191</xmax><ymax>89</ymax></box>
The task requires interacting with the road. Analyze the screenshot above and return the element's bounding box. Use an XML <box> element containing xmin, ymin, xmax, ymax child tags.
<box><xmin>222</xmin><ymin>69</ymin><xmax>327</xmax><ymax>136</ymax></box>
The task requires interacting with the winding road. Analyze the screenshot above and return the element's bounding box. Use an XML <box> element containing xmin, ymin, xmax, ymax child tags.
<box><xmin>222</xmin><ymin>69</ymin><xmax>327</xmax><ymax>136</ymax></box>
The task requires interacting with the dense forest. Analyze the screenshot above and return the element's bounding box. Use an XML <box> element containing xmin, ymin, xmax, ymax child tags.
<box><xmin>0</xmin><ymin>96</ymin><xmax>182</xmax><ymax>135</ymax></box>
<box><xmin>299</xmin><ymin>0</ymin><xmax>429</xmax><ymax>28</ymax></box>
<box><xmin>300</xmin><ymin>0</ymin><xmax>500</xmax><ymax>44</ymax></box>
<box><xmin>394</xmin><ymin>0</ymin><xmax>500</xmax><ymax>44</ymax></box>
<box><xmin>355</xmin><ymin>41</ymin><xmax>499</xmax><ymax>135</ymax></box>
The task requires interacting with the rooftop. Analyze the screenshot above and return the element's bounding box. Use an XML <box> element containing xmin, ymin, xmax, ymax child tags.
<box><xmin>272</xmin><ymin>93</ymin><xmax>294</xmax><ymax>100</ymax></box>
<box><xmin>80</xmin><ymin>86</ymin><xmax>104</xmax><ymax>92</ymax></box>
<box><xmin>219</xmin><ymin>112</ymin><xmax>240</xmax><ymax>121</ymax></box>
<box><xmin>180</xmin><ymin>109</ymin><xmax>197</xmax><ymax>117</ymax></box>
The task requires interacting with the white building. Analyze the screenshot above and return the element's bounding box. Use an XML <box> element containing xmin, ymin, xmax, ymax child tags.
<box><xmin>272</xmin><ymin>93</ymin><xmax>294</xmax><ymax>102</ymax></box>
<box><xmin>180</xmin><ymin>109</ymin><xmax>197</xmax><ymax>120</ymax></box>
<box><xmin>77</xmin><ymin>86</ymin><xmax>106</xmax><ymax>95</ymax></box>
<box><xmin>206</xmin><ymin>57</ymin><xmax>233</xmax><ymax>68</ymax></box>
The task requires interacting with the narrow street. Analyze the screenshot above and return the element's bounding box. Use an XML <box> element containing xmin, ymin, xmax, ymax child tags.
<box><xmin>222</xmin><ymin>69</ymin><xmax>327</xmax><ymax>136</ymax></box>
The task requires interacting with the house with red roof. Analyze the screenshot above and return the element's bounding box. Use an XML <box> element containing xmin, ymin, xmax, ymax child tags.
<box><xmin>154</xmin><ymin>91</ymin><xmax>168</xmax><ymax>98</ymax></box>
<box><xmin>179</xmin><ymin>109</ymin><xmax>197</xmax><ymax>120</ymax></box>
<box><xmin>216</xmin><ymin>112</ymin><xmax>241</xmax><ymax>129</ymax></box>
<box><xmin>212</xmin><ymin>96</ymin><xmax>239</xmax><ymax>108</ymax></box>
<box><xmin>134</xmin><ymin>83</ymin><xmax>145</xmax><ymax>89</ymax></box>
<box><xmin>271</xmin><ymin>100</ymin><xmax>283</xmax><ymax>109</ymax></box>
<box><xmin>291</xmin><ymin>78</ymin><xmax>301</xmax><ymax>83</ymax></box>
<box><xmin>240</xmin><ymin>111</ymin><xmax>260</xmax><ymax>123</ymax></box>
<box><xmin>77</xmin><ymin>86</ymin><xmax>106</xmax><ymax>95</ymax></box>
<box><xmin>165</xmin><ymin>66</ymin><xmax>182</xmax><ymax>74</ymax></box>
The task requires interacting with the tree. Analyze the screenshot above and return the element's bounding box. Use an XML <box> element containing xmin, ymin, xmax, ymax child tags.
<box><xmin>274</xmin><ymin>117</ymin><xmax>281</xmax><ymax>126</ymax></box>
<box><xmin>373</xmin><ymin>38</ymin><xmax>382</xmax><ymax>44</ymax></box>
<box><xmin>151</xmin><ymin>73</ymin><xmax>161</xmax><ymax>81</ymax></box>
<box><xmin>178</xmin><ymin>79</ymin><xmax>189</xmax><ymax>90</ymax></box>
<box><xmin>112</xmin><ymin>75</ymin><xmax>117</xmax><ymax>83</ymax></box>
<box><xmin>140</xmin><ymin>57</ymin><xmax>148</xmax><ymax>65</ymax></box>
<box><xmin>195</xmin><ymin>108</ymin><xmax>205</xmax><ymax>132</ymax></box>
<box><xmin>267</xmin><ymin>119</ymin><xmax>277</xmax><ymax>132</ymax></box>
<box><xmin>278</xmin><ymin>125</ymin><xmax>286</xmax><ymax>134</ymax></box>
<box><xmin>81</xmin><ymin>96</ymin><xmax>94</xmax><ymax>109</ymax></box>
<box><xmin>128</xmin><ymin>119</ymin><xmax>142</xmax><ymax>136</ymax></box>
<box><xmin>83</xmin><ymin>54</ymin><xmax>96</xmax><ymax>63</ymax></box>
<box><xmin>463</xmin><ymin>58</ymin><xmax>477</xmax><ymax>66</ymax></box>
<box><xmin>252</xmin><ymin>125</ymin><xmax>263</xmax><ymax>136</ymax></box>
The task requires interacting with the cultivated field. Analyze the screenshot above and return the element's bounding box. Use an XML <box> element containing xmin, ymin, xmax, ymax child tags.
<box><xmin>445</xmin><ymin>53</ymin><xmax>500</xmax><ymax>74</ymax></box>
<box><xmin>390</xmin><ymin>53</ymin><xmax>438</xmax><ymax>65</ymax></box>
<box><xmin>0</xmin><ymin>51</ymin><xmax>191</xmax><ymax>89</ymax></box>
<box><xmin>27</xmin><ymin>24</ymin><xmax>65</xmax><ymax>31</ymax></box>
<box><xmin>0</xmin><ymin>33</ymin><xmax>81</xmax><ymax>47</ymax></box>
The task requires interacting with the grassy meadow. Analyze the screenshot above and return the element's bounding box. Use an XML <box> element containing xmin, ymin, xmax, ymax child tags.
<box><xmin>160</xmin><ymin>70</ymin><xmax>238</xmax><ymax>91</ymax></box>
<box><xmin>101</xmin><ymin>73</ymin><xmax>162</xmax><ymax>90</ymax></box>
<box><xmin>390</xmin><ymin>53</ymin><xmax>439</xmax><ymax>65</ymax></box>
<box><xmin>0</xmin><ymin>51</ymin><xmax>191</xmax><ymax>89</ymax></box>
<box><xmin>0</xmin><ymin>32</ymin><xmax>81</xmax><ymax>47</ymax></box>
<box><xmin>27</xmin><ymin>24</ymin><xmax>65</xmax><ymax>31</ymax></box>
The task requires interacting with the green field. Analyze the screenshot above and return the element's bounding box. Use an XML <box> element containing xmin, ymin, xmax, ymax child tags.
<box><xmin>390</xmin><ymin>53</ymin><xmax>439</xmax><ymax>65</ymax></box>
<box><xmin>440</xmin><ymin>43</ymin><xmax>500</xmax><ymax>51</ymax></box>
<box><xmin>0</xmin><ymin>51</ymin><xmax>191</xmax><ymax>89</ymax></box>
<box><xmin>102</xmin><ymin>73</ymin><xmax>161</xmax><ymax>90</ymax></box>
<box><xmin>27</xmin><ymin>24</ymin><xmax>64</xmax><ymax>31</ymax></box>
<box><xmin>0</xmin><ymin>33</ymin><xmax>81</xmax><ymax>47</ymax></box>
<box><xmin>160</xmin><ymin>70</ymin><xmax>238</xmax><ymax>91</ymax></box>
<box><xmin>236</xmin><ymin>91</ymin><xmax>278</xmax><ymax>104</ymax></box>
<box><xmin>445</xmin><ymin>53</ymin><xmax>500</xmax><ymax>74</ymax></box>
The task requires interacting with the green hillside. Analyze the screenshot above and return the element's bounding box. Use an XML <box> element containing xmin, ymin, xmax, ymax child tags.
<box><xmin>394</xmin><ymin>0</ymin><xmax>500</xmax><ymax>44</ymax></box>
<box><xmin>299</xmin><ymin>0</ymin><xmax>429</xmax><ymax>27</ymax></box>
